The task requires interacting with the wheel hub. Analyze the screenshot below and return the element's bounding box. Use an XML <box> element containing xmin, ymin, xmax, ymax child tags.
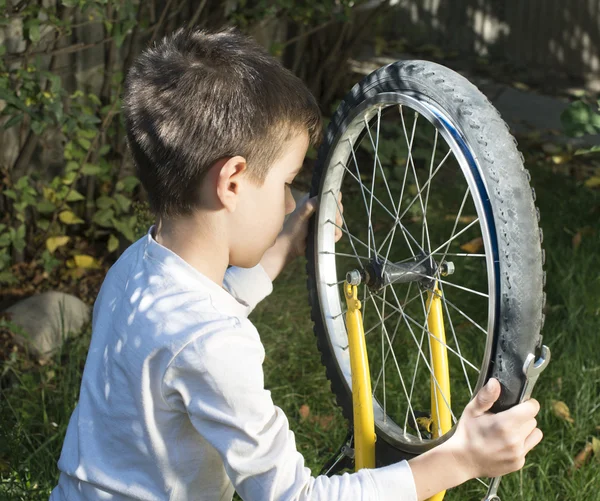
<box><xmin>346</xmin><ymin>254</ymin><xmax>454</xmax><ymax>291</ymax></box>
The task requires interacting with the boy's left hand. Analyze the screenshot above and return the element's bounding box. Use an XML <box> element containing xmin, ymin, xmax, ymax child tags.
<box><xmin>260</xmin><ymin>192</ymin><xmax>343</xmax><ymax>282</ymax></box>
<box><xmin>281</xmin><ymin>192</ymin><xmax>343</xmax><ymax>260</ymax></box>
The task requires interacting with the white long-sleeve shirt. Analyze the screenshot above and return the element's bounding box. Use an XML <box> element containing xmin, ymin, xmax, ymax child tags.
<box><xmin>49</xmin><ymin>225</ymin><xmax>418</xmax><ymax>501</ymax></box>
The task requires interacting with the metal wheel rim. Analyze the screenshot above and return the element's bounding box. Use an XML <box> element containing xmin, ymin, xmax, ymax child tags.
<box><xmin>314</xmin><ymin>91</ymin><xmax>501</xmax><ymax>452</ymax></box>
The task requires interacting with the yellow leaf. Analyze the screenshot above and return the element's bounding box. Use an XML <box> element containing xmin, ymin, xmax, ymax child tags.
<box><xmin>584</xmin><ymin>176</ymin><xmax>600</xmax><ymax>188</ymax></box>
<box><xmin>592</xmin><ymin>437</ymin><xmax>600</xmax><ymax>458</ymax></box>
<box><xmin>513</xmin><ymin>81</ymin><xmax>530</xmax><ymax>91</ymax></box>
<box><xmin>42</xmin><ymin>187</ymin><xmax>56</xmax><ymax>203</ymax></box>
<box><xmin>73</xmin><ymin>254</ymin><xmax>100</xmax><ymax>269</ymax></box>
<box><xmin>460</xmin><ymin>237</ymin><xmax>484</xmax><ymax>254</ymax></box>
<box><xmin>108</xmin><ymin>234</ymin><xmax>119</xmax><ymax>253</ymax></box>
<box><xmin>46</xmin><ymin>236</ymin><xmax>70</xmax><ymax>253</ymax></box>
<box><xmin>551</xmin><ymin>400</ymin><xmax>575</xmax><ymax>424</ymax></box>
<box><xmin>551</xmin><ymin>154</ymin><xmax>571</xmax><ymax>165</ymax></box>
<box><xmin>59</xmin><ymin>210</ymin><xmax>84</xmax><ymax>225</ymax></box>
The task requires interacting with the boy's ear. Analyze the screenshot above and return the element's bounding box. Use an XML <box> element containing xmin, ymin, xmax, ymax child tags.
<box><xmin>215</xmin><ymin>155</ymin><xmax>248</xmax><ymax>212</ymax></box>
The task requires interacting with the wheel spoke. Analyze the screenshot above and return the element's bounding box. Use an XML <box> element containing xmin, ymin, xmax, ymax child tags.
<box><xmin>440</xmin><ymin>282</ymin><xmax>475</xmax><ymax>397</ymax></box>
<box><xmin>372</xmin><ymin>312</ymin><xmax>403</xmax><ymax>394</ymax></box>
<box><xmin>332</xmin><ymin>308</ymin><xmax>347</xmax><ymax>320</ymax></box>
<box><xmin>401</xmin><ymin>309</ymin><xmax>480</xmax><ymax>374</ymax></box>
<box><xmin>319</xmin><ymin>250</ymin><xmax>372</xmax><ymax>262</ymax></box>
<box><xmin>348</xmin><ymin>146</ymin><xmax>379</xmax><ymax>259</ymax></box>
<box><xmin>367</xmin><ymin>108</ymin><xmax>382</xmax><ymax>258</ymax></box>
<box><xmin>380</xmin><ymin>278</ymin><xmax>387</xmax><ymax>420</ymax></box>
<box><xmin>403</xmin><ymin>287</ymin><xmax>431</xmax><ymax>434</ymax></box>
<box><xmin>422</xmin><ymin>128</ymin><xmax>439</xmax><ymax>249</ymax></box>
<box><xmin>386</xmin><ymin>284</ymin><xmax>459</xmax><ymax>424</ymax></box>
<box><xmin>363</xmin><ymin>290</ymin><xmax>422</xmax><ymax>337</ymax></box>
<box><xmin>431</xmin><ymin>252</ymin><xmax>486</xmax><ymax>258</ymax></box>
<box><xmin>338</xmin><ymin>160</ymin><xmax>425</xmax><ymax>256</ymax></box>
<box><xmin>418</xmin><ymin>217</ymin><xmax>480</xmax><ymax>266</ymax></box>
<box><xmin>437</xmin><ymin>187</ymin><xmax>471</xmax><ymax>269</ymax></box>
<box><xmin>364</xmin><ymin>116</ymin><xmax>400</xmax><ymax>216</ymax></box>
<box><xmin>340</xmin><ymin>158</ymin><xmax>422</xmax><ymax>254</ymax></box>
<box><xmin>367</xmin><ymin>294</ymin><xmax>424</xmax><ymax>440</ymax></box>
<box><xmin>327</xmin><ymin>189</ymin><xmax>365</xmax><ymax>269</ymax></box>
<box><xmin>442</xmin><ymin>296</ymin><xmax>488</xmax><ymax>336</ymax></box>
<box><xmin>326</xmin><ymin>219</ymin><xmax>376</xmax><ymax>259</ymax></box>
<box><xmin>367</xmin><ymin>289</ymin><xmax>481</xmax><ymax>374</ymax></box>
<box><xmin>410</xmin><ymin>272</ymin><xmax>489</xmax><ymax>299</ymax></box>
<box><xmin>395</xmin><ymin>148</ymin><xmax>453</xmax><ymax>229</ymax></box>
<box><xmin>400</xmin><ymin>106</ymin><xmax>432</xmax><ymax>254</ymax></box>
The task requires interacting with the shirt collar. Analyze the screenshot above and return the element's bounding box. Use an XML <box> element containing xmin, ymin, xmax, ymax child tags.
<box><xmin>143</xmin><ymin>225</ymin><xmax>249</xmax><ymax>317</ymax></box>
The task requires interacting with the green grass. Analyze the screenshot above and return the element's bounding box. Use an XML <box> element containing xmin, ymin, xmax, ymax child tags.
<box><xmin>1</xmin><ymin>161</ymin><xmax>599</xmax><ymax>500</ymax></box>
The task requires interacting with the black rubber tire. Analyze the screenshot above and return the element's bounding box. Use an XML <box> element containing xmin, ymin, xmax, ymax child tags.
<box><xmin>305</xmin><ymin>60</ymin><xmax>545</xmax><ymax>464</ymax></box>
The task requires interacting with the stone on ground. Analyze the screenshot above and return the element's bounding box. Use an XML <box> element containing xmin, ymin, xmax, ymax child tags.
<box><xmin>3</xmin><ymin>291</ymin><xmax>91</xmax><ymax>358</ymax></box>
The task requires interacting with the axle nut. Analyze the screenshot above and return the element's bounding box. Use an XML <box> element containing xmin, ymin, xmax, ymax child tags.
<box><xmin>346</xmin><ymin>269</ymin><xmax>362</xmax><ymax>285</ymax></box>
<box><xmin>441</xmin><ymin>262</ymin><xmax>455</xmax><ymax>276</ymax></box>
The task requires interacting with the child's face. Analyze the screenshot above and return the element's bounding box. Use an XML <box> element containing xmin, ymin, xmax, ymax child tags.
<box><xmin>230</xmin><ymin>131</ymin><xmax>309</xmax><ymax>268</ymax></box>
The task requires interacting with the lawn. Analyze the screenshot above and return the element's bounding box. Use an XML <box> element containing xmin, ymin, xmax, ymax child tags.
<box><xmin>1</xmin><ymin>152</ymin><xmax>599</xmax><ymax>500</ymax></box>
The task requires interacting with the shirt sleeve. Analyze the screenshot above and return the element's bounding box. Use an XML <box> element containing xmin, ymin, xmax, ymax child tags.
<box><xmin>223</xmin><ymin>264</ymin><xmax>273</xmax><ymax>316</ymax></box>
<box><xmin>161</xmin><ymin>325</ymin><xmax>418</xmax><ymax>501</ymax></box>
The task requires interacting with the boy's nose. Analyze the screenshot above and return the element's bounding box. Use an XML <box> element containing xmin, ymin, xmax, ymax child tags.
<box><xmin>285</xmin><ymin>193</ymin><xmax>296</xmax><ymax>215</ymax></box>
<box><xmin>285</xmin><ymin>204</ymin><xmax>295</xmax><ymax>216</ymax></box>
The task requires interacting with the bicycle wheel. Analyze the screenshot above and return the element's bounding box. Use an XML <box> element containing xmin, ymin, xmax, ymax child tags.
<box><xmin>305</xmin><ymin>61</ymin><xmax>545</xmax><ymax>466</ymax></box>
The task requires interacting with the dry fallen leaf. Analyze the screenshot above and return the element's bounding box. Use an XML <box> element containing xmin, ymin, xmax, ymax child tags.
<box><xmin>552</xmin><ymin>400</ymin><xmax>575</xmax><ymax>424</ymax></box>
<box><xmin>311</xmin><ymin>414</ymin><xmax>335</xmax><ymax>430</ymax></box>
<box><xmin>460</xmin><ymin>237</ymin><xmax>484</xmax><ymax>254</ymax></box>
<box><xmin>299</xmin><ymin>404</ymin><xmax>310</xmax><ymax>421</ymax></box>
<box><xmin>554</xmin><ymin>377</ymin><xmax>563</xmax><ymax>392</ymax></box>
<box><xmin>573</xmin><ymin>442</ymin><xmax>593</xmax><ymax>469</ymax></box>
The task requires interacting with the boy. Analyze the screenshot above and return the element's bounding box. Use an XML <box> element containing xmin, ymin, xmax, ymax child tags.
<box><xmin>50</xmin><ymin>27</ymin><xmax>542</xmax><ymax>500</ymax></box>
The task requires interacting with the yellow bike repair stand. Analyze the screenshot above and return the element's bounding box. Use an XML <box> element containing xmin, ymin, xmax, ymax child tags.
<box><xmin>343</xmin><ymin>279</ymin><xmax>451</xmax><ymax>501</ymax></box>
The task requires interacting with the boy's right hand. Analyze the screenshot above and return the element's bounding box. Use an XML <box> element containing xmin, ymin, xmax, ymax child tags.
<box><xmin>447</xmin><ymin>377</ymin><xmax>543</xmax><ymax>480</ymax></box>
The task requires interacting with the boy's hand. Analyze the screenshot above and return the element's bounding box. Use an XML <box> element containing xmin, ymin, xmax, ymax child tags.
<box><xmin>409</xmin><ymin>378</ymin><xmax>543</xmax><ymax>500</ymax></box>
<box><xmin>447</xmin><ymin>378</ymin><xmax>543</xmax><ymax>479</ymax></box>
<box><xmin>260</xmin><ymin>192</ymin><xmax>343</xmax><ymax>282</ymax></box>
<box><xmin>282</xmin><ymin>192</ymin><xmax>343</xmax><ymax>260</ymax></box>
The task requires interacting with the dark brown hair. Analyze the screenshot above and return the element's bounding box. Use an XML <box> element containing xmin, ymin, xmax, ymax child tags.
<box><xmin>122</xmin><ymin>27</ymin><xmax>322</xmax><ymax>218</ymax></box>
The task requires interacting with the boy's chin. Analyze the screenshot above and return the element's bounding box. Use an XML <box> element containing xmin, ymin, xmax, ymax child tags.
<box><xmin>229</xmin><ymin>253</ymin><xmax>262</xmax><ymax>269</ymax></box>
